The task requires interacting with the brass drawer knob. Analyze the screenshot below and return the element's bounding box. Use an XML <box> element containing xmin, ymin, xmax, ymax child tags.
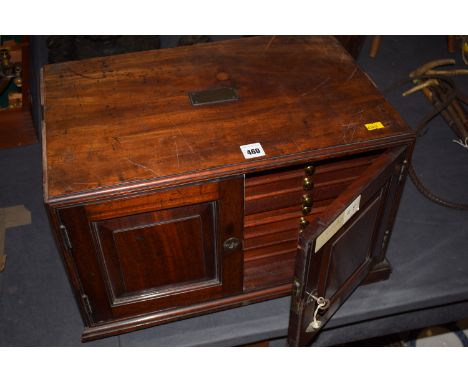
<box><xmin>303</xmin><ymin>177</ymin><xmax>313</xmax><ymax>190</ymax></box>
<box><xmin>299</xmin><ymin>217</ymin><xmax>309</xmax><ymax>229</ymax></box>
<box><xmin>302</xmin><ymin>205</ymin><xmax>311</xmax><ymax>215</ymax></box>
<box><xmin>305</xmin><ymin>165</ymin><xmax>315</xmax><ymax>176</ymax></box>
<box><xmin>302</xmin><ymin>194</ymin><xmax>312</xmax><ymax>207</ymax></box>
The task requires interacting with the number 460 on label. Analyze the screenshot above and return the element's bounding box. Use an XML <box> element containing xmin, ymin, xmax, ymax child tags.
<box><xmin>240</xmin><ymin>143</ymin><xmax>266</xmax><ymax>159</ymax></box>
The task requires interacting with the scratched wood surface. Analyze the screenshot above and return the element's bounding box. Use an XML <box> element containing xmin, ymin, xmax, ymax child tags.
<box><xmin>42</xmin><ymin>36</ymin><xmax>412</xmax><ymax>202</ymax></box>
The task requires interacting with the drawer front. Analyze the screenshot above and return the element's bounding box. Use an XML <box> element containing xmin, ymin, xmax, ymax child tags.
<box><xmin>243</xmin><ymin>152</ymin><xmax>379</xmax><ymax>291</ymax></box>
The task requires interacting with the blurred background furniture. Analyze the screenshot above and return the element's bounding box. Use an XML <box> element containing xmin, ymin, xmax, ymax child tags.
<box><xmin>0</xmin><ymin>36</ymin><xmax>37</xmax><ymax>149</ymax></box>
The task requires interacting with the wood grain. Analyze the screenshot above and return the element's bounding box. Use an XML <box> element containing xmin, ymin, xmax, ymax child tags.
<box><xmin>288</xmin><ymin>147</ymin><xmax>407</xmax><ymax>346</ymax></box>
<box><xmin>57</xmin><ymin>177</ymin><xmax>244</xmax><ymax>323</ymax></box>
<box><xmin>42</xmin><ymin>36</ymin><xmax>416</xmax><ymax>342</ymax></box>
<box><xmin>0</xmin><ymin>109</ymin><xmax>37</xmax><ymax>149</ymax></box>
<box><xmin>242</xmin><ymin>150</ymin><xmax>379</xmax><ymax>290</ymax></box>
<box><xmin>94</xmin><ymin>202</ymin><xmax>217</xmax><ymax>300</ymax></box>
<box><xmin>42</xmin><ymin>36</ymin><xmax>413</xmax><ymax>203</ymax></box>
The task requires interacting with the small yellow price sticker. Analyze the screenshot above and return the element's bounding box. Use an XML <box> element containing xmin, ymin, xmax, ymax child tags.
<box><xmin>365</xmin><ymin>121</ymin><xmax>385</xmax><ymax>131</ymax></box>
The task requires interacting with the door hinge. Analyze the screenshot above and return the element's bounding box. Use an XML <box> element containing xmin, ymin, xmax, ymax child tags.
<box><xmin>398</xmin><ymin>160</ymin><xmax>408</xmax><ymax>183</ymax></box>
<box><xmin>82</xmin><ymin>294</ymin><xmax>93</xmax><ymax>317</ymax></box>
<box><xmin>59</xmin><ymin>224</ymin><xmax>72</xmax><ymax>250</ymax></box>
<box><xmin>291</xmin><ymin>278</ymin><xmax>303</xmax><ymax>315</ymax></box>
<box><xmin>381</xmin><ymin>229</ymin><xmax>390</xmax><ymax>253</ymax></box>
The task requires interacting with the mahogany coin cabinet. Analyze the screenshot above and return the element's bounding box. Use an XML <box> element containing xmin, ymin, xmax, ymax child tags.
<box><xmin>41</xmin><ymin>36</ymin><xmax>415</xmax><ymax>345</ymax></box>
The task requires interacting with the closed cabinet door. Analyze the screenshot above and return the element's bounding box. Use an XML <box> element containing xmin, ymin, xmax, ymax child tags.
<box><xmin>288</xmin><ymin>147</ymin><xmax>408</xmax><ymax>346</ymax></box>
<box><xmin>57</xmin><ymin>177</ymin><xmax>244</xmax><ymax>326</ymax></box>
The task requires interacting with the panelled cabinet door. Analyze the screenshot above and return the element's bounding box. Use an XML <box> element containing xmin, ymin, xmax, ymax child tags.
<box><xmin>287</xmin><ymin>148</ymin><xmax>407</xmax><ymax>346</ymax></box>
<box><xmin>57</xmin><ymin>177</ymin><xmax>244</xmax><ymax>326</ymax></box>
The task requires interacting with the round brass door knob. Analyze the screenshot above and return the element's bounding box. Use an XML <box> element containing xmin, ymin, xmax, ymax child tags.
<box><xmin>223</xmin><ymin>237</ymin><xmax>241</xmax><ymax>251</ymax></box>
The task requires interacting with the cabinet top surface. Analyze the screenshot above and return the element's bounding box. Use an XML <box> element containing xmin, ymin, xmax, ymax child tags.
<box><xmin>42</xmin><ymin>36</ymin><xmax>413</xmax><ymax>202</ymax></box>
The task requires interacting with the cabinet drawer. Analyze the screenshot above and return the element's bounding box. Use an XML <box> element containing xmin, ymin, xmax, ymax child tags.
<box><xmin>243</xmin><ymin>150</ymin><xmax>382</xmax><ymax>291</ymax></box>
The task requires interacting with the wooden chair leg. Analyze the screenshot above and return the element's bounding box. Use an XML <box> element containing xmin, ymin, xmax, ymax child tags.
<box><xmin>369</xmin><ymin>36</ymin><xmax>382</xmax><ymax>58</ymax></box>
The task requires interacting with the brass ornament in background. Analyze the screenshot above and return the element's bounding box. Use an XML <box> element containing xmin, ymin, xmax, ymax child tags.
<box><xmin>8</xmin><ymin>92</ymin><xmax>22</xmax><ymax>108</ymax></box>
<box><xmin>1</xmin><ymin>48</ymin><xmax>23</xmax><ymax>108</ymax></box>
<box><xmin>13</xmin><ymin>63</ymin><xmax>22</xmax><ymax>88</ymax></box>
<box><xmin>0</xmin><ymin>49</ymin><xmax>12</xmax><ymax>76</ymax></box>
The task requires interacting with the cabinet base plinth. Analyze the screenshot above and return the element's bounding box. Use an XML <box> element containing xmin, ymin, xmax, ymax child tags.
<box><xmin>362</xmin><ymin>258</ymin><xmax>392</xmax><ymax>285</ymax></box>
<box><xmin>81</xmin><ymin>284</ymin><xmax>292</xmax><ymax>342</ymax></box>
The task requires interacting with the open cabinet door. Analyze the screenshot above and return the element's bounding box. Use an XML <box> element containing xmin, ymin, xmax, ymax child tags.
<box><xmin>288</xmin><ymin>147</ymin><xmax>408</xmax><ymax>346</ymax></box>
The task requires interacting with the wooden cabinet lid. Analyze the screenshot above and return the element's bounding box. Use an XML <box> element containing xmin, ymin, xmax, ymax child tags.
<box><xmin>42</xmin><ymin>36</ymin><xmax>414</xmax><ymax>203</ymax></box>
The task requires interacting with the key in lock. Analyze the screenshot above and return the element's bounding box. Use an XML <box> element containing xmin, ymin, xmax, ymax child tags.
<box><xmin>305</xmin><ymin>293</ymin><xmax>330</xmax><ymax>333</ymax></box>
